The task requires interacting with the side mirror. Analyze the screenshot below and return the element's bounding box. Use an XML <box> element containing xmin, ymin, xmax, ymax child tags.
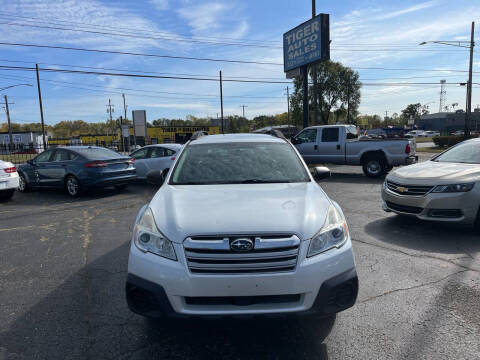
<box><xmin>312</xmin><ymin>166</ymin><xmax>331</xmax><ymax>181</ymax></box>
<box><xmin>291</xmin><ymin>137</ymin><xmax>298</xmax><ymax>144</ymax></box>
<box><xmin>146</xmin><ymin>168</ymin><xmax>169</xmax><ymax>186</ymax></box>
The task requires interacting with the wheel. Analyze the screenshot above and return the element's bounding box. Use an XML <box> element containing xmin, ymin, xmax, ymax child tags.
<box><xmin>17</xmin><ymin>173</ymin><xmax>30</xmax><ymax>192</ymax></box>
<box><xmin>65</xmin><ymin>176</ymin><xmax>80</xmax><ymax>197</ymax></box>
<box><xmin>362</xmin><ymin>157</ymin><xmax>386</xmax><ymax>178</ymax></box>
<box><xmin>0</xmin><ymin>189</ymin><xmax>14</xmax><ymax>200</ymax></box>
<box><xmin>115</xmin><ymin>184</ymin><xmax>127</xmax><ymax>191</ymax></box>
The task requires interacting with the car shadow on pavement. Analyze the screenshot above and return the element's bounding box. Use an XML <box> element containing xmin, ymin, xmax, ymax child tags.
<box><xmin>8</xmin><ymin>184</ymin><xmax>158</xmax><ymax>207</ymax></box>
<box><xmin>1</xmin><ymin>241</ymin><xmax>332</xmax><ymax>360</ymax></box>
<box><xmin>325</xmin><ymin>172</ymin><xmax>385</xmax><ymax>185</ymax></box>
<box><xmin>364</xmin><ymin>215</ymin><xmax>480</xmax><ymax>255</ymax></box>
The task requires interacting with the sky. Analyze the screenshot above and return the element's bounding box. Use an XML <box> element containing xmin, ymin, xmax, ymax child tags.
<box><xmin>0</xmin><ymin>0</ymin><xmax>479</xmax><ymax>125</ymax></box>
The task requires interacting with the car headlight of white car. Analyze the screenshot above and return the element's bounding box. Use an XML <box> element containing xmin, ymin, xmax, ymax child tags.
<box><xmin>307</xmin><ymin>205</ymin><xmax>349</xmax><ymax>257</ymax></box>
<box><xmin>133</xmin><ymin>207</ymin><xmax>177</xmax><ymax>260</ymax></box>
<box><xmin>432</xmin><ymin>183</ymin><xmax>474</xmax><ymax>193</ymax></box>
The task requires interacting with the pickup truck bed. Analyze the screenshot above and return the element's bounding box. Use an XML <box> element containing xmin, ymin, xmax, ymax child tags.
<box><xmin>292</xmin><ymin>125</ymin><xmax>417</xmax><ymax>177</ymax></box>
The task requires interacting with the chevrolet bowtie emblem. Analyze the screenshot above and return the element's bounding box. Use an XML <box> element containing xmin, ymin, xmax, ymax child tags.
<box><xmin>397</xmin><ymin>186</ymin><xmax>408</xmax><ymax>193</ymax></box>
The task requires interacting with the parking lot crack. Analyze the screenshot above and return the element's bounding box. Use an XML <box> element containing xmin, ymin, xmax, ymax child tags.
<box><xmin>81</xmin><ymin>210</ymin><xmax>95</xmax><ymax>360</ymax></box>
<box><xmin>360</xmin><ymin>269</ymin><xmax>470</xmax><ymax>304</ymax></box>
<box><xmin>352</xmin><ymin>237</ymin><xmax>480</xmax><ymax>273</ymax></box>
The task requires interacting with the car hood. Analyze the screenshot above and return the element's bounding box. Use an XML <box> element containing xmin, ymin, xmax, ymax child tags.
<box><xmin>149</xmin><ymin>182</ymin><xmax>331</xmax><ymax>243</ymax></box>
<box><xmin>389</xmin><ymin>160</ymin><xmax>480</xmax><ymax>184</ymax></box>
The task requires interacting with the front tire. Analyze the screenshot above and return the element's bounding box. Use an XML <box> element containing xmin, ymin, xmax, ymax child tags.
<box><xmin>65</xmin><ymin>175</ymin><xmax>80</xmax><ymax>197</ymax></box>
<box><xmin>362</xmin><ymin>157</ymin><xmax>386</xmax><ymax>178</ymax></box>
<box><xmin>17</xmin><ymin>173</ymin><xmax>30</xmax><ymax>192</ymax></box>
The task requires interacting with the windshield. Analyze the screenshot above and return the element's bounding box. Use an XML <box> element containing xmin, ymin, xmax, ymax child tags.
<box><xmin>433</xmin><ymin>141</ymin><xmax>480</xmax><ymax>164</ymax></box>
<box><xmin>170</xmin><ymin>142</ymin><xmax>310</xmax><ymax>185</ymax></box>
<box><xmin>72</xmin><ymin>147</ymin><xmax>123</xmax><ymax>160</ymax></box>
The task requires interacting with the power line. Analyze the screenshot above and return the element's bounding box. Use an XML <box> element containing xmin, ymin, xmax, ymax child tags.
<box><xmin>0</xmin><ymin>41</ymin><xmax>283</xmax><ymax>66</ymax></box>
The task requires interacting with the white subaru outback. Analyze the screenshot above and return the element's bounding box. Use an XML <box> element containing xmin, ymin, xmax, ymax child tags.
<box><xmin>126</xmin><ymin>133</ymin><xmax>357</xmax><ymax>320</ymax></box>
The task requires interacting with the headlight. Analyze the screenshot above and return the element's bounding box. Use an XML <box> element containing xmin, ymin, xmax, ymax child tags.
<box><xmin>432</xmin><ymin>183</ymin><xmax>474</xmax><ymax>193</ymax></box>
<box><xmin>382</xmin><ymin>179</ymin><xmax>387</xmax><ymax>190</ymax></box>
<box><xmin>134</xmin><ymin>207</ymin><xmax>177</xmax><ymax>260</ymax></box>
<box><xmin>307</xmin><ymin>205</ymin><xmax>349</xmax><ymax>257</ymax></box>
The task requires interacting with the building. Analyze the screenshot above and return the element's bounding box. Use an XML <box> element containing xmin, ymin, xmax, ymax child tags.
<box><xmin>416</xmin><ymin>109</ymin><xmax>480</xmax><ymax>133</ymax></box>
<box><xmin>0</xmin><ymin>131</ymin><xmax>46</xmax><ymax>153</ymax></box>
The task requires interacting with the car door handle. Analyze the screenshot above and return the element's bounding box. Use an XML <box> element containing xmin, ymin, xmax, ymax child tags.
<box><xmin>336</xmin><ymin>144</ymin><xmax>341</xmax><ymax>150</ymax></box>
<box><xmin>314</xmin><ymin>145</ymin><xmax>318</xmax><ymax>150</ymax></box>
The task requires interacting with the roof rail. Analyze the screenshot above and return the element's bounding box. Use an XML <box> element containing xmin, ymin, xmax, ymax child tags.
<box><xmin>190</xmin><ymin>131</ymin><xmax>208</xmax><ymax>141</ymax></box>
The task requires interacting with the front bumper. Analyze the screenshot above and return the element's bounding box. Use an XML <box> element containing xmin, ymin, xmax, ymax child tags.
<box><xmin>126</xmin><ymin>239</ymin><xmax>358</xmax><ymax>318</ymax></box>
<box><xmin>0</xmin><ymin>174</ymin><xmax>19</xmax><ymax>191</ymax></box>
<box><xmin>382</xmin><ymin>186</ymin><xmax>479</xmax><ymax>224</ymax></box>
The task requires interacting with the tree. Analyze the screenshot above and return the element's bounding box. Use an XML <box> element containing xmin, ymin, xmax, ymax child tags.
<box><xmin>401</xmin><ymin>103</ymin><xmax>422</xmax><ymax>123</ymax></box>
<box><xmin>290</xmin><ymin>61</ymin><xmax>361</xmax><ymax>126</ymax></box>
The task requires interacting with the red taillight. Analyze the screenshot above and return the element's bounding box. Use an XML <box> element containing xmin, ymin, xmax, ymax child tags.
<box><xmin>171</xmin><ymin>156</ymin><xmax>176</xmax><ymax>160</ymax></box>
<box><xmin>4</xmin><ymin>166</ymin><xmax>16</xmax><ymax>173</ymax></box>
<box><xmin>405</xmin><ymin>143</ymin><xmax>411</xmax><ymax>154</ymax></box>
<box><xmin>128</xmin><ymin>158</ymin><xmax>134</xmax><ymax>164</ymax></box>
<box><xmin>85</xmin><ymin>161</ymin><xmax>107</xmax><ymax>168</ymax></box>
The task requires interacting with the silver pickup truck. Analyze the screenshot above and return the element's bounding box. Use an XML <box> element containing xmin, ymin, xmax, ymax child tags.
<box><xmin>292</xmin><ymin>125</ymin><xmax>417</xmax><ymax>177</ymax></box>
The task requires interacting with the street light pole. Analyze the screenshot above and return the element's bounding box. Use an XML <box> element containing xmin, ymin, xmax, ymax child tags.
<box><xmin>466</xmin><ymin>21</ymin><xmax>475</xmax><ymax>136</ymax></box>
<box><xmin>419</xmin><ymin>21</ymin><xmax>475</xmax><ymax>136</ymax></box>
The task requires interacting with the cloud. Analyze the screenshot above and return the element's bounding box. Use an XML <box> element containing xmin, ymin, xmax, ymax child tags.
<box><xmin>376</xmin><ymin>1</ymin><xmax>439</xmax><ymax>20</ymax></box>
<box><xmin>177</xmin><ymin>2</ymin><xmax>248</xmax><ymax>38</ymax></box>
<box><xmin>149</xmin><ymin>0</ymin><xmax>169</xmax><ymax>11</ymax></box>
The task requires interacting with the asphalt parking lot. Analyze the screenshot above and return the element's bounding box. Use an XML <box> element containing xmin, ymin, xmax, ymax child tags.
<box><xmin>1</xmin><ymin>153</ymin><xmax>479</xmax><ymax>360</ymax></box>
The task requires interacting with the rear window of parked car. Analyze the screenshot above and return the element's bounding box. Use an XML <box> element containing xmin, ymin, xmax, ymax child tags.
<box><xmin>72</xmin><ymin>148</ymin><xmax>123</xmax><ymax>160</ymax></box>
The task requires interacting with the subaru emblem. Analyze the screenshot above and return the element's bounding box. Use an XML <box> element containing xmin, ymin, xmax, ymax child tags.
<box><xmin>230</xmin><ymin>238</ymin><xmax>254</xmax><ymax>252</ymax></box>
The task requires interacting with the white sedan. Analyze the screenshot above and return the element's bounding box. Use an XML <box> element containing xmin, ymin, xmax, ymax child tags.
<box><xmin>0</xmin><ymin>160</ymin><xmax>19</xmax><ymax>200</ymax></box>
<box><xmin>406</xmin><ymin>130</ymin><xmax>426</xmax><ymax>138</ymax></box>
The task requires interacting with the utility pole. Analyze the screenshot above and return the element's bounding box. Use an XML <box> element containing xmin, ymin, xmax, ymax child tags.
<box><xmin>106</xmin><ymin>99</ymin><xmax>114</xmax><ymax>145</ymax></box>
<box><xmin>302</xmin><ymin>65</ymin><xmax>309</xmax><ymax>129</ymax></box>
<box><xmin>122</xmin><ymin>93</ymin><xmax>128</xmax><ymax>152</ymax></box>
<box><xmin>122</xmin><ymin>93</ymin><xmax>127</xmax><ymax>124</ymax></box>
<box><xmin>285</xmin><ymin>86</ymin><xmax>290</xmax><ymax>126</ymax></box>
<box><xmin>384</xmin><ymin>110</ymin><xmax>389</xmax><ymax>120</ymax></box>
<box><xmin>219</xmin><ymin>71</ymin><xmax>224</xmax><ymax>134</ymax></box>
<box><xmin>312</xmin><ymin>0</ymin><xmax>318</xmax><ymax>125</ymax></box>
<box><xmin>36</xmin><ymin>64</ymin><xmax>47</xmax><ymax>150</ymax></box>
<box><xmin>240</xmin><ymin>104</ymin><xmax>248</xmax><ymax>118</ymax></box>
<box><xmin>347</xmin><ymin>83</ymin><xmax>351</xmax><ymax>123</ymax></box>
<box><xmin>2</xmin><ymin>95</ymin><xmax>13</xmax><ymax>151</ymax></box>
<box><xmin>465</xmin><ymin>21</ymin><xmax>475</xmax><ymax>136</ymax></box>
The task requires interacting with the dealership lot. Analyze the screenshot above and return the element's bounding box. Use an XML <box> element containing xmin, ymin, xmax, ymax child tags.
<box><xmin>1</xmin><ymin>156</ymin><xmax>479</xmax><ymax>359</ymax></box>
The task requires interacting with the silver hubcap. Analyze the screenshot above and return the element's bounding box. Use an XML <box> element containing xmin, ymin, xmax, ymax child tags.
<box><xmin>367</xmin><ymin>161</ymin><xmax>381</xmax><ymax>175</ymax></box>
<box><xmin>67</xmin><ymin>178</ymin><xmax>78</xmax><ymax>195</ymax></box>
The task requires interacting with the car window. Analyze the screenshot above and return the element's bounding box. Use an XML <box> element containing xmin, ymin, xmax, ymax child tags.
<box><xmin>149</xmin><ymin>147</ymin><xmax>166</xmax><ymax>158</ymax></box>
<box><xmin>165</xmin><ymin>149</ymin><xmax>175</xmax><ymax>156</ymax></box>
<box><xmin>35</xmin><ymin>150</ymin><xmax>53</xmax><ymax>163</ymax></box>
<box><xmin>130</xmin><ymin>148</ymin><xmax>148</xmax><ymax>160</ymax></box>
<box><xmin>295</xmin><ymin>129</ymin><xmax>317</xmax><ymax>144</ymax></box>
<box><xmin>52</xmin><ymin>150</ymin><xmax>71</xmax><ymax>162</ymax></box>
<box><xmin>171</xmin><ymin>142</ymin><xmax>310</xmax><ymax>185</ymax></box>
<box><xmin>73</xmin><ymin>147</ymin><xmax>122</xmax><ymax>160</ymax></box>
<box><xmin>433</xmin><ymin>141</ymin><xmax>480</xmax><ymax>164</ymax></box>
<box><xmin>322</xmin><ymin>128</ymin><xmax>339</xmax><ymax>142</ymax></box>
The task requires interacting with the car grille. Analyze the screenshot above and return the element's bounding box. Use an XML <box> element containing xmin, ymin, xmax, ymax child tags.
<box><xmin>385</xmin><ymin>201</ymin><xmax>423</xmax><ymax>214</ymax></box>
<box><xmin>184</xmin><ymin>234</ymin><xmax>300</xmax><ymax>274</ymax></box>
<box><xmin>386</xmin><ymin>180</ymin><xmax>433</xmax><ymax>196</ymax></box>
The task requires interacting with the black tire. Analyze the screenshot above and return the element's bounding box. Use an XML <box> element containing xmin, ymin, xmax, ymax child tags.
<box><xmin>17</xmin><ymin>173</ymin><xmax>30</xmax><ymax>192</ymax></box>
<box><xmin>362</xmin><ymin>156</ymin><xmax>386</xmax><ymax>178</ymax></box>
<box><xmin>65</xmin><ymin>175</ymin><xmax>81</xmax><ymax>197</ymax></box>
<box><xmin>115</xmin><ymin>184</ymin><xmax>127</xmax><ymax>191</ymax></box>
<box><xmin>0</xmin><ymin>189</ymin><xmax>14</xmax><ymax>200</ymax></box>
